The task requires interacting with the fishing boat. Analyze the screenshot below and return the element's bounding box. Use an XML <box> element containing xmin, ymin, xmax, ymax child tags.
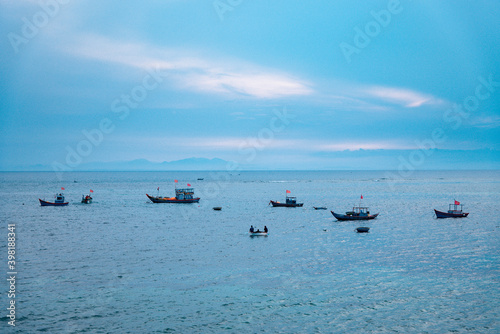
<box><xmin>355</xmin><ymin>227</ymin><xmax>370</xmax><ymax>233</ymax></box>
<box><xmin>146</xmin><ymin>187</ymin><xmax>200</xmax><ymax>203</ymax></box>
<box><xmin>331</xmin><ymin>206</ymin><xmax>379</xmax><ymax>221</ymax></box>
<box><xmin>270</xmin><ymin>190</ymin><xmax>303</xmax><ymax>207</ymax></box>
<box><xmin>213</xmin><ymin>207</ymin><xmax>222</xmax><ymax>211</ymax></box>
<box><xmin>39</xmin><ymin>193</ymin><xmax>69</xmax><ymax>206</ymax></box>
<box><xmin>81</xmin><ymin>195</ymin><xmax>92</xmax><ymax>204</ymax></box>
<box><xmin>270</xmin><ymin>190</ymin><xmax>304</xmax><ymax>208</ymax></box>
<box><xmin>270</xmin><ymin>197</ymin><xmax>303</xmax><ymax>207</ymax></box>
<box><xmin>434</xmin><ymin>201</ymin><xmax>468</xmax><ymax>218</ymax></box>
<box><xmin>313</xmin><ymin>206</ymin><xmax>327</xmax><ymax>210</ymax></box>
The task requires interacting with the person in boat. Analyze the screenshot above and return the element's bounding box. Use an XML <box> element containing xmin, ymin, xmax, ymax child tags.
<box><xmin>264</xmin><ymin>226</ymin><xmax>268</xmax><ymax>233</ymax></box>
<box><xmin>249</xmin><ymin>225</ymin><xmax>254</xmax><ymax>233</ymax></box>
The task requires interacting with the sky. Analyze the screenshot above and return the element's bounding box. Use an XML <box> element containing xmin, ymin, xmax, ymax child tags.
<box><xmin>1</xmin><ymin>0</ymin><xmax>499</xmax><ymax>171</ymax></box>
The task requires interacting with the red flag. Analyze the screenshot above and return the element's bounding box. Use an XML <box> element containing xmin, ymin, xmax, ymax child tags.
<box><xmin>187</xmin><ymin>183</ymin><xmax>191</xmax><ymax>187</ymax></box>
<box><xmin>174</xmin><ymin>180</ymin><xmax>178</xmax><ymax>183</ymax></box>
<box><xmin>90</xmin><ymin>189</ymin><xmax>94</xmax><ymax>193</ymax></box>
<box><xmin>361</xmin><ymin>195</ymin><xmax>363</xmax><ymax>199</ymax></box>
<box><xmin>286</xmin><ymin>190</ymin><xmax>291</xmax><ymax>194</ymax></box>
<box><xmin>455</xmin><ymin>200</ymin><xmax>460</xmax><ymax>205</ymax></box>
<box><xmin>61</xmin><ymin>187</ymin><xmax>65</xmax><ymax>190</ymax></box>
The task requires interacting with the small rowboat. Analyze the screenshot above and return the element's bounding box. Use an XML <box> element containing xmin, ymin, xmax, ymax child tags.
<box><xmin>213</xmin><ymin>207</ymin><xmax>222</xmax><ymax>211</ymax></box>
<box><xmin>355</xmin><ymin>227</ymin><xmax>370</xmax><ymax>233</ymax></box>
<box><xmin>313</xmin><ymin>206</ymin><xmax>327</xmax><ymax>210</ymax></box>
<box><xmin>249</xmin><ymin>231</ymin><xmax>268</xmax><ymax>236</ymax></box>
<box><xmin>39</xmin><ymin>194</ymin><xmax>68</xmax><ymax>206</ymax></box>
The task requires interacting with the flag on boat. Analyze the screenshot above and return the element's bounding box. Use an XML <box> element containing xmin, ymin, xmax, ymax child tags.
<box><xmin>286</xmin><ymin>190</ymin><xmax>291</xmax><ymax>193</ymax></box>
<box><xmin>90</xmin><ymin>189</ymin><xmax>94</xmax><ymax>193</ymax></box>
<box><xmin>455</xmin><ymin>200</ymin><xmax>460</xmax><ymax>205</ymax></box>
<box><xmin>361</xmin><ymin>194</ymin><xmax>363</xmax><ymax>199</ymax></box>
<box><xmin>187</xmin><ymin>183</ymin><xmax>191</xmax><ymax>187</ymax></box>
<box><xmin>61</xmin><ymin>187</ymin><xmax>65</xmax><ymax>190</ymax></box>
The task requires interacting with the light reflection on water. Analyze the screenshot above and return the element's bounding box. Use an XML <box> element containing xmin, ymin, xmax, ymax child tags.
<box><xmin>0</xmin><ymin>170</ymin><xmax>498</xmax><ymax>333</ymax></box>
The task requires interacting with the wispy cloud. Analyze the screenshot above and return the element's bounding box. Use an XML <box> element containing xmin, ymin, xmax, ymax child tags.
<box><xmin>112</xmin><ymin>136</ymin><xmax>416</xmax><ymax>152</ymax></box>
<box><xmin>62</xmin><ymin>34</ymin><xmax>313</xmax><ymax>99</ymax></box>
<box><xmin>470</xmin><ymin>115</ymin><xmax>500</xmax><ymax>129</ymax></box>
<box><xmin>363</xmin><ymin>85</ymin><xmax>444</xmax><ymax>108</ymax></box>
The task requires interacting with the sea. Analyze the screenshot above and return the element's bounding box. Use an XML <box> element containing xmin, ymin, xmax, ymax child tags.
<box><xmin>0</xmin><ymin>170</ymin><xmax>499</xmax><ymax>333</ymax></box>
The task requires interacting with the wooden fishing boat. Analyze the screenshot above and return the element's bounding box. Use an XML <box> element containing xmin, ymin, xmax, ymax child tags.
<box><xmin>331</xmin><ymin>206</ymin><xmax>378</xmax><ymax>221</ymax></box>
<box><xmin>39</xmin><ymin>193</ymin><xmax>69</xmax><ymax>206</ymax></box>
<box><xmin>435</xmin><ymin>201</ymin><xmax>468</xmax><ymax>218</ymax></box>
<box><xmin>147</xmin><ymin>187</ymin><xmax>200</xmax><ymax>203</ymax></box>
<box><xmin>270</xmin><ymin>196</ymin><xmax>303</xmax><ymax>207</ymax></box>
<box><xmin>81</xmin><ymin>195</ymin><xmax>92</xmax><ymax>204</ymax></box>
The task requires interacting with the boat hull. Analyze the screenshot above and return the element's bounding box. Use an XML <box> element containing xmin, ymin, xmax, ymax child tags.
<box><xmin>250</xmin><ymin>232</ymin><xmax>268</xmax><ymax>236</ymax></box>
<box><xmin>146</xmin><ymin>194</ymin><xmax>200</xmax><ymax>203</ymax></box>
<box><xmin>356</xmin><ymin>227</ymin><xmax>370</xmax><ymax>233</ymax></box>
<box><xmin>331</xmin><ymin>211</ymin><xmax>378</xmax><ymax>221</ymax></box>
<box><xmin>434</xmin><ymin>209</ymin><xmax>469</xmax><ymax>218</ymax></box>
<box><xmin>39</xmin><ymin>199</ymin><xmax>69</xmax><ymax>206</ymax></box>
<box><xmin>313</xmin><ymin>207</ymin><xmax>327</xmax><ymax>210</ymax></box>
<box><xmin>270</xmin><ymin>200</ymin><xmax>303</xmax><ymax>207</ymax></box>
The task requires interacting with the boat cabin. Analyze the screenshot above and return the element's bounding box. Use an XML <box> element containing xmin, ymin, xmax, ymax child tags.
<box><xmin>286</xmin><ymin>196</ymin><xmax>297</xmax><ymax>205</ymax></box>
<box><xmin>55</xmin><ymin>194</ymin><xmax>65</xmax><ymax>203</ymax></box>
<box><xmin>447</xmin><ymin>203</ymin><xmax>464</xmax><ymax>214</ymax></box>
<box><xmin>346</xmin><ymin>206</ymin><xmax>370</xmax><ymax>217</ymax></box>
<box><xmin>175</xmin><ymin>188</ymin><xmax>195</xmax><ymax>200</ymax></box>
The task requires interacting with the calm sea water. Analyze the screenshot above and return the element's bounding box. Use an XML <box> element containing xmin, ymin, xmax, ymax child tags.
<box><xmin>1</xmin><ymin>170</ymin><xmax>499</xmax><ymax>333</ymax></box>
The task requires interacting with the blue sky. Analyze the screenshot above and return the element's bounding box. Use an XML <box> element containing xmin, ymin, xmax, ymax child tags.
<box><xmin>1</xmin><ymin>0</ymin><xmax>499</xmax><ymax>170</ymax></box>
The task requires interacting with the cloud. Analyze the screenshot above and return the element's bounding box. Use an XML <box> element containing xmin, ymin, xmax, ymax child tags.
<box><xmin>111</xmin><ymin>136</ymin><xmax>415</xmax><ymax>152</ymax></box>
<box><xmin>363</xmin><ymin>86</ymin><xmax>444</xmax><ymax>108</ymax></box>
<box><xmin>470</xmin><ymin>115</ymin><xmax>500</xmax><ymax>129</ymax></box>
<box><xmin>62</xmin><ymin>34</ymin><xmax>313</xmax><ymax>99</ymax></box>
